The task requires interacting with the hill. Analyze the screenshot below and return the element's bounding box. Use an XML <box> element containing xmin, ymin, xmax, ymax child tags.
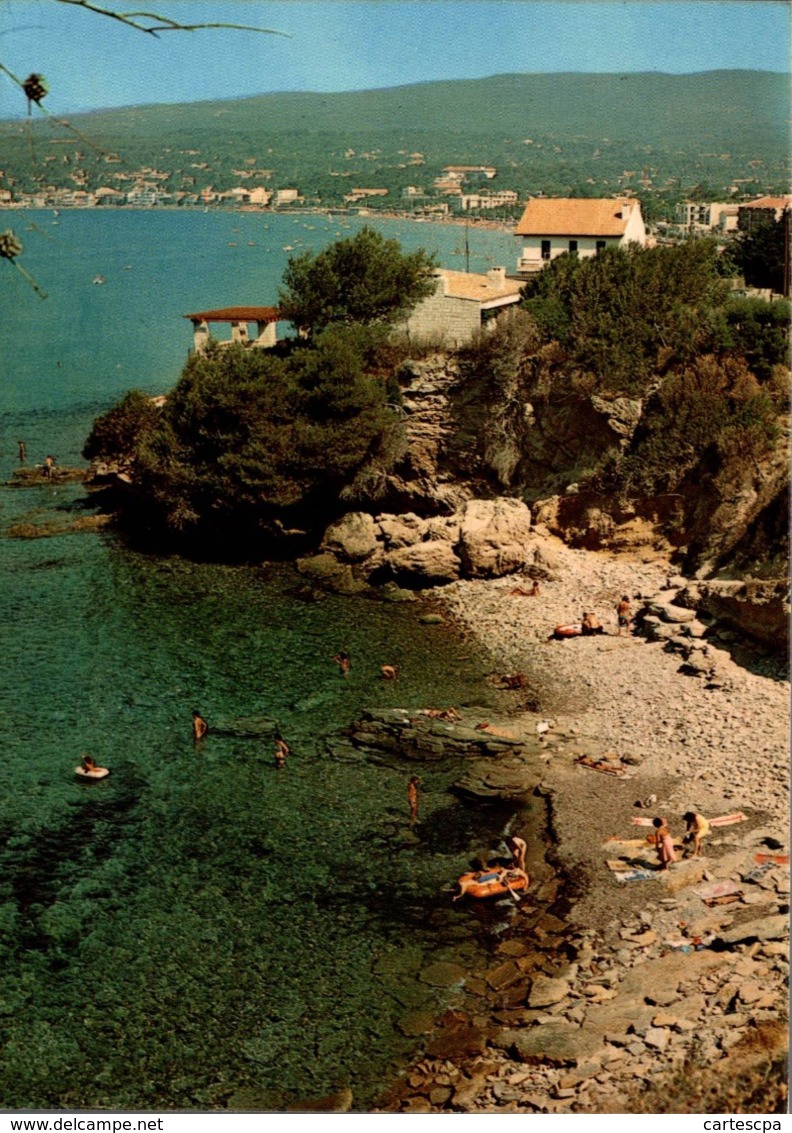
<box><xmin>0</xmin><ymin>71</ymin><xmax>788</xmax><ymax>208</ymax></box>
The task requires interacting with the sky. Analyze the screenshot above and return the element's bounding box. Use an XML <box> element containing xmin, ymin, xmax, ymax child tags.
<box><xmin>0</xmin><ymin>0</ymin><xmax>789</xmax><ymax>116</ymax></box>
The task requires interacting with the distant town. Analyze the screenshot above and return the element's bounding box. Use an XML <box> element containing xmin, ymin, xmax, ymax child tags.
<box><xmin>1</xmin><ymin>150</ymin><xmax>789</xmax><ymax>249</ymax></box>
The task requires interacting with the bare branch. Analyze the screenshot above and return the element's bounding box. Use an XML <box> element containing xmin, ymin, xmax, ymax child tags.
<box><xmin>54</xmin><ymin>0</ymin><xmax>287</xmax><ymax>37</ymax></box>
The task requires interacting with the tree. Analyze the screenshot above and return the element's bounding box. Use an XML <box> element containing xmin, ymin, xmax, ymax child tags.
<box><xmin>278</xmin><ymin>226</ymin><xmax>437</xmax><ymax>335</ymax></box>
<box><xmin>521</xmin><ymin>240</ymin><xmax>732</xmax><ymax>396</ymax></box>
<box><xmin>85</xmin><ymin>326</ymin><xmax>401</xmax><ymax>547</ymax></box>
<box><xmin>724</xmin><ymin>215</ymin><xmax>789</xmax><ymax>295</ymax></box>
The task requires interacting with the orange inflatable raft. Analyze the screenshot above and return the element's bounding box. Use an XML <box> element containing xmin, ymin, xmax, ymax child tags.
<box><xmin>455</xmin><ymin>868</ymin><xmax>529</xmax><ymax>900</ymax></box>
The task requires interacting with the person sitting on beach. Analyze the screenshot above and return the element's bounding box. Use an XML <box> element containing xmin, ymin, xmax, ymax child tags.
<box><xmin>652</xmin><ymin>816</ymin><xmax>676</xmax><ymax>870</ymax></box>
<box><xmin>332</xmin><ymin>650</ymin><xmax>351</xmax><ymax>677</ymax></box>
<box><xmin>192</xmin><ymin>711</ymin><xmax>208</xmax><ymax>742</ymax></box>
<box><xmin>506</xmin><ymin>834</ymin><xmax>527</xmax><ymax>873</ymax></box>
<box><xmin>381</xmin><ymin>664</ymin><xmax>398</xmax><ymax>681</ymax></box>
<box><xmin>682</xmin><ymin>811</ymin><xmax>710</xmax><ymax>857</ymax></box>
<box><xmin>616</xmin><ymin>596</ymin><xmax>632</xmax><ymax>636</ymax></box>
<box><xmin>581</xmin><ymin>612</ymin><xmax>603</xmax><ymax>636</ymax></box>
<box><xmin>274</xmin><ymin>734</ymin><xmax>289</xmax><ymax>769</ymax></box>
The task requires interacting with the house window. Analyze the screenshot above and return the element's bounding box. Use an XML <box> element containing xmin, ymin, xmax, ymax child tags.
<box><xmin>541</xmin><ymin>239</ymin><xmax>551</xmax><ymax>260</ymax></box>
<box><xmin>568</xmin><ymin>240</ymin><xmax>578</xmax><ymax>254</ymax></box>
<box><xmin>596</xmin><ymin>240</ymin><xmax>606</xmax><ymax>253</ymax></box>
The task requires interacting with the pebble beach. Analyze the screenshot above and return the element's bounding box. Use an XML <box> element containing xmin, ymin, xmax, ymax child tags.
<box><xmin>375</xmin><ymin>534</ymin><xmax>789</xmax><ymax>1114</ymax></box>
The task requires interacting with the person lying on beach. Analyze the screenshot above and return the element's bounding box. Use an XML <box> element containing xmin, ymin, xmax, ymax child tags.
<box><xmin>508</xmin><ymin>580</ymin><xmax>540</xmax><ymax>597</ymax></box>
<box><xmin>682</xmin><ymin>811</ymin><xmax>710</xmax><ymax>857</ymax></box>
<box><xmin>491</xmin><ymin>673</ymin><xmax>530</xmax><ymax>689</ymax></box>
<box><xmin>421</xmin><ymin>707</ymin><xmax>461</xmax><ymax>721</ymax></box>
<box><xmin>192</xmin><ymin>711</ymin><xmax>208</xmax><ymax>741</ymax></box>
<box><xmin>381</xmin><ymin>664</ymin><xmax>398</xmax><ymax>681</ymax></box>
<box><xmin>652</xmin><ymin>817</ymin><xmax>676</xmax><ymax>870</ymax></box>
<box><xmin>332</xmin><ymin>650</ymin><xmax>351</xmax><ymax>676</ymax></box>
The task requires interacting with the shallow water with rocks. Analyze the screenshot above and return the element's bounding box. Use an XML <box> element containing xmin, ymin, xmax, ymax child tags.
<box><xmin>0</xmin><ymin>209</ymin><xmax>536</xmax><ymax>1110</ymax></box>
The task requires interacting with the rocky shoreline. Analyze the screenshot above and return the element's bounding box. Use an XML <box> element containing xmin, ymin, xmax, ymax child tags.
<box><xmin>366</xmin><ymin>538</ymin><xmax>789</xmax><ymax>1113</ymax></box>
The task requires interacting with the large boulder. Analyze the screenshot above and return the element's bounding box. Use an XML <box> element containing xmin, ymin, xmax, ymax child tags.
<box><xmin>320</xmin><ymin>512</ymin><xmax>379</xmax><ymax>562</ymax></box>
<box><xmin>385</xmin><ymin>540</ymin><xmax>461</xmax><ymax>585</ymax></box>
<box><xmin>376</xmin><ymin>512</ymin><xmax>427</xmax><ymax>549</ymax></box>
<box><xmin>457</xmin><ymin>498</ymin><xmax>533</xmax><ymax>578</ymax></box>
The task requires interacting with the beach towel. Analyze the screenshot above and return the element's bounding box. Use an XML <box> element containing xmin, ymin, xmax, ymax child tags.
<box><xmin>607</xmin><ymin>863</ymin><xmax>658</xmax><ymax>883</ymax></box>
<box><xmin>575</xmin><ymin>755</ymin><xmax>632</xmax><ymax>779</ymax></box>
<box><xmin>754</xmin><ymin>852</ymin><xmax>789</xmax><ymax>866</ymax></box>
<box><xmin>692</xmin><ymin>879</ymin><xmax>743</xmax><ymax>902</ymax></box>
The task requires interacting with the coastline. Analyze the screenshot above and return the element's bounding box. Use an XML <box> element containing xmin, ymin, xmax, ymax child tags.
<box><xmin>376</xmin><ymin>535</ymin><xmax>789</xmax><ymax>1113</ymax></box>
<box><xmin>2</xmin><ymin>202</ymin><xmax>517</xmax><ymax>235</ymax></box>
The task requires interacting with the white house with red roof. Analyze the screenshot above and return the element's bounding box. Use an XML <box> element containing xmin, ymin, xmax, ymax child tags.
<box><xmin>514</xmin><ymin>197</ymin><xmax>647</xmax><ymax>275</ymax></box>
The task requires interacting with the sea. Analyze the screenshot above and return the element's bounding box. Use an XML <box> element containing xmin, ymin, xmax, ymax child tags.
<box><xmin>0</xmin><ymin>209</ymin><xmax>525</xmax><ymax>1111</ymax></box>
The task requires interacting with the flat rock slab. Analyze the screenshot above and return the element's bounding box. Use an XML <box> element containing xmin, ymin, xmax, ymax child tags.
<box><xmin>420</xmin><ymin>961</ymin><xmax>467</xmax><ymax>988</ymax></box>
<box><xmin>398</xmin><ymin>1010</ymin><xmax>436</xmax><ymax>1037</ymax></box>
<box><xmin>527</xmin><ymin>975</ymin><xmax>571</xmax><ymax>1008</ymax></box>
<box><xmin>426</xmin><ymin>1023</ymin><xmax>489</xmax><ymax>1060</ymax></box>
<box><xmin>716</xmin><ymin>914</ymin><xmax>789</xmax><ymax>945</ymax></box>
<box><xmin>453</xmin><ymin>756</ymin><xmax>544</xmax><ymax>800</ymax></box>
<box><xmin>485</xmin><ymin>960</ymin><xmax>526</xmax><ymax>991</ymax></box>
<box><xmin>659</xmin><ymin>859</ymin><xmax>707</xmax><ymax>894</ymax></box>
<box><xmin>501</xmin><ymin>1022</ymin><xmax>607</xmax><ymax>1067</ymax></box>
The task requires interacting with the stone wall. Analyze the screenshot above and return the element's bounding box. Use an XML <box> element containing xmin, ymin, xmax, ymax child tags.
<box><xmin>404</xmin><ymin>287</ymin><xmax>483</xmax><ymax>347</ymax></box>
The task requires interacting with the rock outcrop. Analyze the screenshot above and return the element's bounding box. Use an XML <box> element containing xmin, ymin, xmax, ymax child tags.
<box><xmin>314</xmin><ymin>498</ymin><xmax>542</xmax><ymax>589</ymax></box>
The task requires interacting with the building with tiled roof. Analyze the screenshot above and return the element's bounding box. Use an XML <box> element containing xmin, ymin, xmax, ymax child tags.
<box><xmin>513</xmin><ymin>197</ymin><xmax>646</xmax><ymax>275</ymax></box>
<box><xmin>402</xmin><ymin>267</ymin><xmax>523</xmax><ymax>346</ymax></box>
<box><xmin>184</xmin><ymin>306</ymin><xmax>281</xmax><ymax>353</ymax></box>
<box><xmin>737</xmin><ymin>195</ymin><xmax>792</xmax><ymax>233</ymax></box>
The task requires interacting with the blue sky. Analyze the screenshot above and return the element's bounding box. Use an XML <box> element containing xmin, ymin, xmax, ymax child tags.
<box><xmin>0</xmin><ymin>1</ymin><xmax>789</xmax><ymax>115</ymax></box>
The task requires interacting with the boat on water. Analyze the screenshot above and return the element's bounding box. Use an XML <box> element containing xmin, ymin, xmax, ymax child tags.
<box><xmin>454</xmin><ymin>867</ymin><xmax>529</xmax><ymax>900</ymax></box>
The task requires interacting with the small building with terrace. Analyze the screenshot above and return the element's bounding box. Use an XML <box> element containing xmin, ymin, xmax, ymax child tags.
<box><xmin>184</xmin><ymin>306</ymin><xmax>281</xmax><ymax>353</ymax></box>
<box><xmin>402</xmin><ymin>267</ymin><xmax>523</xmax><ymax>347</ymax></box>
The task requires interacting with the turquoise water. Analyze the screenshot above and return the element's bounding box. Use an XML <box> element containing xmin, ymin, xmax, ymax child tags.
<box><xmin>0</xmin><ymin>211</ymin><xmax>523</xmax><ymax>1110</ymax></box>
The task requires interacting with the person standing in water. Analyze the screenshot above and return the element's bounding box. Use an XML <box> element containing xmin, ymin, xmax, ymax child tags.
<box><xmin>332</xmin><ymin>650</ymin><xmax>351</xmax><ymax>677</ymax></box>
<box><xmin>17</xmin><ymin>441</ymin><xmax>26</xmax><ymax>463</ymax></box>
<box><xmin>506</xmin><ymin>834</ymin><xmax>527</xmax><ymax>873</ymax></box>
<box><xmin>408</xmin><ymin>776</ymin><xmax>421</xmax><ymax>824</ymax></box>
<box><xmin>192</xmin><ymin>711</ymin><xmax>208</xmax><ymax>742</ymax></box>
<box><xmin>274</xmin><ymin>734</ymin><xmax>289</xmax><ymax>770</ymax></box>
